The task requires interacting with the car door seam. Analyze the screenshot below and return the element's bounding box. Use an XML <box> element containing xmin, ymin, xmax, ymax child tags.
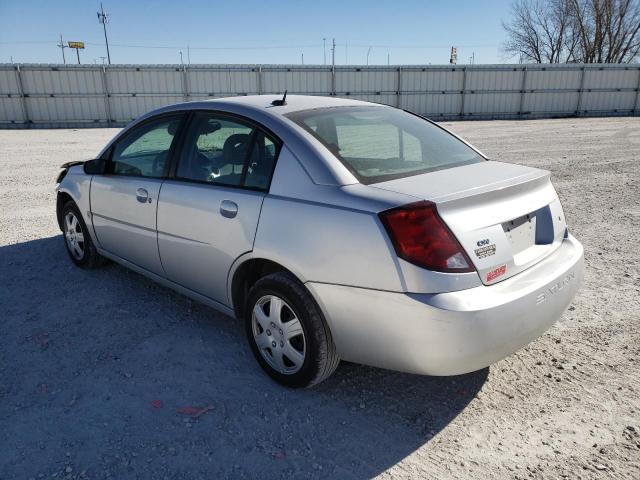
<box><xmin>156</xmin><ymin>179</ymin><xmax>168</xmax><ymax>277</ymax></box>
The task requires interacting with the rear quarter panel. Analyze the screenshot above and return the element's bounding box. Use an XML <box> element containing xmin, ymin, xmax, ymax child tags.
<box><xmin>252</xmin><ymin>146</ymin><xmax>484</xmax><ymax>293</ymax></box>
<box><xmin>253</xmin><ymin>196</ymin><xmax>404</xmax><ymax>290</ymax></box>
<box><xmin>252</xmin><ymin>146</ymin><xmax>406</xmax><ymax>291</ymax></box>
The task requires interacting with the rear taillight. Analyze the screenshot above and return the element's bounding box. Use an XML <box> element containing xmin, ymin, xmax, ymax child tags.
<box><xmin>379</xmin><ymin>201</ymin><xmax>474</xmax><ymax>273</ymax></box>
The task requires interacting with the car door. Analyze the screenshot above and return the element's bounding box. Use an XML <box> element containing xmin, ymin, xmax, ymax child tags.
<box><xmin>157</xmin><ymin>111</ymin><xmax>280</xmax><ymax>306</ymax></box>
<box><xmin>91</xmin><ymin>113</ymin><xmax>185</xmax><ymax>276</ymax></box>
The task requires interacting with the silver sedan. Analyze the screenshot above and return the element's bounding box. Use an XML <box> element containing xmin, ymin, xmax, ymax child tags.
<box><xmin>55</xmin><ymin>95</ymin><xmax>583</xmax><ymax>387</ymax></box>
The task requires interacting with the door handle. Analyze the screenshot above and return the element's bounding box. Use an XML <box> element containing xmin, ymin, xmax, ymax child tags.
<box><xmin>136</xmin><ymin>188</ymin><xmax>149</xmax><ymax>203</ymax></box>
<box><xmin>220</xmin><ymin>200</ymin><xmax>238</xmax><ymax>218</ymax></box>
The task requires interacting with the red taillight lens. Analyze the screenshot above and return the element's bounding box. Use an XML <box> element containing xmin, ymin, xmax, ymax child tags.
<box><xmin>379</xmin><ymin>201</ymin><xmax>474</xmax><ymax>273</ymax></box>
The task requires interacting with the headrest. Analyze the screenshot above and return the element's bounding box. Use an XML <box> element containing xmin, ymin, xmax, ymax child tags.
<box><xmin>222</xmin><ymin>133</ymin><xmax>251</xmax><ymax>165</ymax></box>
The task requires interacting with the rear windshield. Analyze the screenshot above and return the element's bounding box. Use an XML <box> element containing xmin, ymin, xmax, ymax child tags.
<box><xmin>286</xmin><ymin>106</ymin><xmax>483</xmax><ymax>184</ymax></box>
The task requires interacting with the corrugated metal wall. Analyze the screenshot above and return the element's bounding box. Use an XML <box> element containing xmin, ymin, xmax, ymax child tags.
<box><xmin>0</xmin><ymin>63</ymin><xmax>638</xmax><ymax>128</ymax></box>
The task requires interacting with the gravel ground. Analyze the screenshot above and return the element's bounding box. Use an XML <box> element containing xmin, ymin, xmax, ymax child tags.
<box><xmin>0</xmin><ymin>117</ymin><xmax>639</xmax><ymax>479</ymax></box>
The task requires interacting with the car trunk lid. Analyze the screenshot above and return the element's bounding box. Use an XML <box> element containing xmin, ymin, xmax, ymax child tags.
<box><xmin>371</xmin><ymin>161</ymin><xmax>567</xmax><ymax>285</ymax></box>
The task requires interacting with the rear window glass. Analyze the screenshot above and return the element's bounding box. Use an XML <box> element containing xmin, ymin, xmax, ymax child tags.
<box><xmin>286</xmin><ymin>106</ymin><xmax>483</xmax><ymax>184</ymax></box>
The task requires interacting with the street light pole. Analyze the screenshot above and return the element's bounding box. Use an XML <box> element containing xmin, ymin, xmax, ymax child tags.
<box><xmin>97</xmin><ymin>3</ymin><xmax>111</xmax><ymax>64</ymax></box>
<box><xmin>366</xmin><ymin>46</ymin><xmax>372</xmax><ymax>65</ymax></box>
<box><xmin>331</xmin><ymin>38</ymin><xmax>335</xmax><ymax>68</ymax></box>
<box><xmin>323</xmin><ymin>38</ymin><xmax>326</xmax><ymax>65</ymax></box>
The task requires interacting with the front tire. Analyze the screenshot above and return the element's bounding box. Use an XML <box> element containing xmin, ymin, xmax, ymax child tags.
<box><xmin>245</xmin><ymin>272</ymin><xmax>339</xmax><ymax>388</ymax></box>
<box><xmin>61</xmin><ymin>201</ymin><xmax>105</xmax><ymax>269</ymax></box>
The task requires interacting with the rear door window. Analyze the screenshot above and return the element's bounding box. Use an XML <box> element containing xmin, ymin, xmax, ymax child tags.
<box><xmin>176</xmin><ymin>112</ymin><xmax>280</xmax><ymax>190</ymax></box>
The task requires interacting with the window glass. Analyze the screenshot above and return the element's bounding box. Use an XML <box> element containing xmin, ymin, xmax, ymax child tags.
<box><xmin>111</xmin><ymin>116</ymin><xmax>182</xmax><ymax>177</ymax></box>
<box><xmin>337</xmin><ymin>122</ymin><xmax>399</xmax><ymax>160</ymax></box>
<box><xmin>177</xmin><ymin>114</ymin><xmax>253</xmax><ymax>186</ymax></box>
<box><xmin>176</xmin><ymin>112</ymin><xmax>279</xmax><ymax>190</ymax></box>
<box><xmin>286</xmin><ymin>106</ymin><xmax>483</xmax><ymax>184</ymax></box>
<box><xmin>244</xmin><ymin>132</ymin><xmax>278</xmax><ymax>190</ymax></box>
<box><xmin>402</xmin><ymin>130</ymin><xmax>422</xmax><ymax>162</ymax></box>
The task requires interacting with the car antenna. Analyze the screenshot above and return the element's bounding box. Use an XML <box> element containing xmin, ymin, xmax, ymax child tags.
<box><xmin>271</xmin><ymin>90</ymin><xmax>287</xmax><ymax>106</ymax></box>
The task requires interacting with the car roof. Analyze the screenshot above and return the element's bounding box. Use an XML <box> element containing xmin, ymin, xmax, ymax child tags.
<box><xmin>199</xmin><ymin>94</ymin><xmax>388</xmax><ymax>117</ymax></box>
<box><xmin>101</xmin><ymin>95</ymin><xmax>378</xmax><ymax>186</ymax></box>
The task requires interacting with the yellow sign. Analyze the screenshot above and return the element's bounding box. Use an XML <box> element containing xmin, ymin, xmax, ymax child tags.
<box><xmin>68</xmin><ymin>41</ymin><xmax>85</xmax><ymax>49</ymax></box>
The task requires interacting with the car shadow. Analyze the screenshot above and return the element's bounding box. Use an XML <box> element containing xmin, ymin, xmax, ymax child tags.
<box><xmin>0</xmin><ymin>235</ymin><xmax>488</xmax><ymax>479</ymax></box>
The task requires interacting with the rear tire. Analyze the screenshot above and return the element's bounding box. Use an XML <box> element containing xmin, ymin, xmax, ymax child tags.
<box><xmin>61</xmin><ymin>201</ymin><xmax>106</xmax><ymax>269</ymax></box>
<box><xmin>245</xmin><ymin>272</ymin><xmax>339</xmax><ymax>388</ymax></box>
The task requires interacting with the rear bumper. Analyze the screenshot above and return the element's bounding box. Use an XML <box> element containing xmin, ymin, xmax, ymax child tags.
<box><xmin>307</xmin><ymin>235</ymin><xmax>583</xmax><ymax>375</ymax></box>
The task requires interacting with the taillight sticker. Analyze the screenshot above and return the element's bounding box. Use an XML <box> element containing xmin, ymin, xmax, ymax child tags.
<box><xmin>486</xmin><ymin>264</ymin><xmax>507</xmax><ymax>282</ymax></box>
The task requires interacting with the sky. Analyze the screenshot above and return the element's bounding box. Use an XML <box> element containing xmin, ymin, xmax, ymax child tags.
<box><xmin>0</xmin><ymin>0</ymin><xmax>516</xmax><ymax>65</ymax></box>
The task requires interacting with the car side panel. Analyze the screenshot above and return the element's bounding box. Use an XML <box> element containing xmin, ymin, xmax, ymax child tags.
<box><xmin>247</xmin><ymin>146</ymin><xmax>482</xmax><ymax>296</ymax></box>
<box><xmin>157</xmin><ymin>180</ymin><xmax>264</xmax><ymax>307</ymax></box>
<box><xmin>254</xmin><ymin>196</ymin><xmax>405</xmax><ymax>291</ymax></box>
<box><xmin>90</xmin><ymin>175</ymin><xmax>165</xmax><ymax>276</ymax></box>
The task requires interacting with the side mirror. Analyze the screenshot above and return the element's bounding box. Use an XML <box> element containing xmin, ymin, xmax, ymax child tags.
<box><xmin>84</xmin><ymin>158</ymin><xmax>107</xmax><ymax>175</ymax></box>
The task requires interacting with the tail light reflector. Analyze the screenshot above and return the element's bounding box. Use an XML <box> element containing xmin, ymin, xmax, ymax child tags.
<box><xmin>379</xmin><ymin>201</ymin><xmax>474</xmax><ymax>273</ymax></box>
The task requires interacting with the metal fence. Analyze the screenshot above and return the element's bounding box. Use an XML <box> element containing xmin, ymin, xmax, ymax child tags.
<box><xmin>1</xmin><ymin>63</ymin><xmax>639</xmax><ymax>128</ymax></box>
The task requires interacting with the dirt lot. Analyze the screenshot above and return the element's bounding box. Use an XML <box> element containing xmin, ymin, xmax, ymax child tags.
<box><xmin>1</xmin><ymin>117</ymin><xmax>639</xmax><ymax>479</ymax></box>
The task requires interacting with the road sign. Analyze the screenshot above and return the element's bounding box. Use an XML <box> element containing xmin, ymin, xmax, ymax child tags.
<box><xmin>68</xmin><ymin>41</ymin><xmax>85</xmax><ymax>49</ymax></box>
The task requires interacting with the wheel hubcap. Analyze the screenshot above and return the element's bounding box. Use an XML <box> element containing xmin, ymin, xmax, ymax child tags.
<box><xmin>251</xmin><ymin>295</ymin><xmax>305</xmax><ymax>374</ymax></box>
<box><xmin>64</xmin><ymin>211</ymin><xmax>85</xmax><ymax>260</ymax></box>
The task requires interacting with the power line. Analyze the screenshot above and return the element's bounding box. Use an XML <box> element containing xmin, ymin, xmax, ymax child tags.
<box><xmin>94</xmin><ymin>43</ymin><xmax>323</xmax><ymax>50</ymax></box>
<box><xmin>0</xmin><ymin>40</ymin><xmax>498</xmax><ymax>51</ymax></box>
<box><xmin>338</xmin><ymin>43</ymin><xmax>498</xmax><ymax>49</ymax></box>
<box><xmin>0</xmin><ymin>40</ymin><xmax>59</xmax><ymax>45</ymax></box>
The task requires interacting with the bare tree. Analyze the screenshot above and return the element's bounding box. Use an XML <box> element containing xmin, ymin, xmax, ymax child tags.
<box><xmin>503</xmin><ymin>0</ymin><xmax>576</xmax><ymax>62</ymax></box>
<box><xmin>569</xmin><ymin>0</ymin><xmax>640</xmax><ymax>62</ymax></box>
<box><xmin>503</xmin><ymin>0</ymin><xmax>640</xmax><ymax>63</ymax></box>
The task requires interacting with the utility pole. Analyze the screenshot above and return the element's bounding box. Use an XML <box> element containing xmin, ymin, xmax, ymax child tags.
<box><xmin>100</xmin><ymin>56</ymin><xmax>107</xmax><ymax>64</ymax></box>
<box><xmin>366</xmin><ymin>46</ymin><xmax>372</xmax><ymax>65</ymax></box>
<box><xmin>331</xmin><ymin>38</ymin><xmax>335</xmax><ymax>68</ymax></box>
<box><xmin>323</xmin><ymin>38</ymin><xmax>326</xmax><ymax>65</ymax></box>
<box><xmin>179</xmin><ymin>51</ymin><xmax>184</xmax><ymax>65</ymax></box>
<box><xmin>187</xmin><ymin>45</ymin><xmax>191</xmax><ymax>64</ymax></box>
<box><xmin>387</xmin><ymin>52</ymin><xmax>390</xmax><ymax>65</ymax></box>
<box><xmin>301</xmin><ymin>52</ymin><xmax>304</xmax><ymax>65</ymax></box>
<box><xmin>57</xmin><ymin>34</ymin><xmax>68</xmax><ymax>64</ymax></box>
<box><xmin>97</xmin><ymin>3</ymin><xmax>111</xmax><ymax>64</ymax></box>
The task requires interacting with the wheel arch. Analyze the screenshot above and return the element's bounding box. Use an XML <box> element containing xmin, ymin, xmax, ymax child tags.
<box><xmin>56</xmin><ymin>191</ymin><xmax>75</xmax><ymax>231</ymax></box>
<box><xmin>228</xmin><ymin>255</ymin><xmax>308</xmax><ymax>320</ymax></box>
